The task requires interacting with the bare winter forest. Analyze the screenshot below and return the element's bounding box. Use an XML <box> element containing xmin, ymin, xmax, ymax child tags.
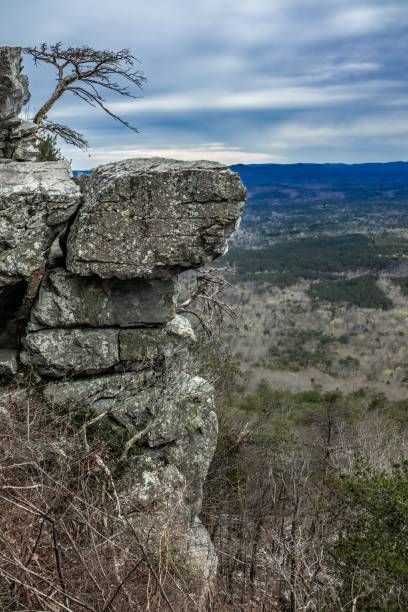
<box><xmin>198</xmin><ymin>163</ymin><xmax>408</xmax><ymax>610</ymax></box>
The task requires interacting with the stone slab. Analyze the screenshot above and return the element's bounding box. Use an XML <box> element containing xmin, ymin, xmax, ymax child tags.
<box><xmin>21</xmin><ymin>316</ymin><xmax>195</xmax><ymax>377</ymax></box>
<box><xmin>28</xmin><ymin>268</ymin><xmax>176</xmax><ymax>330</ymax></box>
<box><xmin>66</xmin><ymin>158</ymin><xmax>245</xmax><ymax>278</ymax></box>
<box><xmin>0</xmin><ymin>161</ymin><xmax>80</xmax><ymax>280</ymax></box>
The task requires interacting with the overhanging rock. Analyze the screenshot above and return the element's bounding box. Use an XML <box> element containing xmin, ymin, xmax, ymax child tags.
<box><xmin>66</xmin><ymin>157</ymin><xmax>246</xmax><ymax>278</ymax></box>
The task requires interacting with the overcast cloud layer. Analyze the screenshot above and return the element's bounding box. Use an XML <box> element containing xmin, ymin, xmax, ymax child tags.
<box><xmin>1</xmin><ymin>0</ymin><xmax>407</xmax><ymax>167</ymax></box>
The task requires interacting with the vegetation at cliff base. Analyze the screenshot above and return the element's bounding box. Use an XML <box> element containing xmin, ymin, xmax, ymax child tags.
<box><xmin>202</xmin><ymin>377</ymin><xmax>408</xmax><ymax>611</ymax></box>
<box><xmin>330</xmin><ymin>459</ymin><xmax>408</xmax><ymax>610</ymax></box>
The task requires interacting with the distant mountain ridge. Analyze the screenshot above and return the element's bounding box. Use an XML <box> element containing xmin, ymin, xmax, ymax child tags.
<box><xmin>73</xmin><ymin>162</ymin><xmax>408</xmax><ymax>188</ymax></box>
<box><xmin>230</xmin><ymin>162</ymin><xmax>408</xmax><ymax>187</ymax></box>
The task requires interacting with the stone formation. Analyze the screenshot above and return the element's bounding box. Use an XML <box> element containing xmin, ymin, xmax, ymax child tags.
<box><xmin>0</xmin><ymin>46</ymin><xmax>245</xmax><ymax>600</ymax></box>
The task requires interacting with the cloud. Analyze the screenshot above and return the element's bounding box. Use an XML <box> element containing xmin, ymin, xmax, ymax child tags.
<box><xmin>329</xmin><ymin>5</ymin><xmax>407</xmax><ymax>36</ymax></box>
<box><xmin>272</xmin><ymin>113</ymin><xmax>408</xmax><ymax>146</ymax></box>
<box><xmin>49</xmin><ymin>82</ymin><xmax>371</xmax><ymax>120</ymax></box>
<box><xmin>1</xmin><ymin>0</ymin><xmax>407</xmax><ymax>165</ymax></box>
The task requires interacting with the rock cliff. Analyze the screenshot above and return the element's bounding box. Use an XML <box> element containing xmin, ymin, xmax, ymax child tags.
<box><xmin>0</xmin><ymin>47</ymin><xmax>245</xmax><ymax>605</ymax></box>
<box><xmin>0</xmin><ymin>47</ymin><xmax>38</xmax><ymax>161</ymax></box>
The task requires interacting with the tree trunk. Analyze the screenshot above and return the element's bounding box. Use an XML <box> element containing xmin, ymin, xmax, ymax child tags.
<box><xmin>33</xmin><ymin>82</ymin><xmax>66</xmax><ymax>125</ymax></box>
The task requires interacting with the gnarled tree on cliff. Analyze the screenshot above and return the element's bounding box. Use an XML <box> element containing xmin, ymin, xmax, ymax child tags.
<box><xmin>24</xmin><ymin>43</ymin><xmax>146</xmax><ymax>150</ymax></box>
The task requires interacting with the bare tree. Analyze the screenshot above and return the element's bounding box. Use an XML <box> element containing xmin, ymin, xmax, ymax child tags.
<box><xmin>177</xmin><ymin>267</ymin><xmax>238</xmax><ymax>337</ymax></box>
<box><xmin>24</xmin><ymin>43</ymin><xmax>146</xmax><ymax>150</ymax></box>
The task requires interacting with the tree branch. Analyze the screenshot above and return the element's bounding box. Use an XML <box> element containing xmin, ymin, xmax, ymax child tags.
<box><xmin>24</xmin><ymin>43</ymin><xmax>146</xmax><ymax>149</ymax></box>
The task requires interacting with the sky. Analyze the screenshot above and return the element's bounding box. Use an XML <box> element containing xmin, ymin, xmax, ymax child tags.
<box><xmin>1</xmin><ymin>0</ymin><xmax>407</xmax><ymax>167</ymax></box>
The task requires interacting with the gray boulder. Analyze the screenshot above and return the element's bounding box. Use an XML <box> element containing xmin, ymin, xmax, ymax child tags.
<box><xmin>44</xmin><ymin>371</ymin><xmax>217</xmax><ymax>514</ymax></box>
<box><xmin>5</xmin><ymin>120</ymin><xmax>38</xmax><ymax>162</ymax></box>
<box><xmin>44</xmin><ymin>370</ymin><xmax>154</xmax><ymax>421</ymax></box>
<box><xmin>188</xmin><ymin>518</ymin><xmax>218</xmax><ymax>589</ymax></box>
<box><xmin>119</xmin><ymin>319</ymin><xmax>194</xmax><ymax>367</ymax></box>
<box><xmin>66</xmin><ymin>158</ymin><xmax>245</xmax><ymax>279</ymax></box>
<box><xmin>148</xmin><ymin>373</ymin><xmax>218</xmax><ymax>514</ymax></box>
<box><xmin>0</xmin><ymin>161</ymin><xmax>81</xmax><ymax>281</ymax></box>
<box><xmin>120</xmin><ymin>453</ymin><xmax>186</xmax><ymax>511</ymax></box>
<box><xmin>28</xmin><ymin>268</ymin><xmax>176</xmax><ymax>330</ymax></box>
<box><xmin>116</xmin><ymin>457</ymin><xmax>217</xmax><ymax>601</ymax></box>
<box><xmin>22</xmin><ymin>315</ymin><xmax>195</xmax><ymax>377</ymax></box>
<box><xmin>21</xmin><ymin>328</ymin><xmax>120</xmax><ymax>377</ymax></box>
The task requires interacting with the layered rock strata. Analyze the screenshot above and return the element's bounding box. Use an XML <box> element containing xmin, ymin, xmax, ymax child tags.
<box><xmin>67</xmin><ymin>157</ymin><xmax>244</xmax><ymax>278</ymax></box>
<box><xmin>0</xmin><ymin>46</ymin><xmax>245</xmax><ymax>603</ymax></box>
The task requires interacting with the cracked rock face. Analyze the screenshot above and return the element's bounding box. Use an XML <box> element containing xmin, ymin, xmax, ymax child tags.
<box><xmin>21</xmin><ymin>316</ymin><xmax>195</xmax><ymax>377</ymax></box>
<box><xmin>0</xmin><ymin>161</ymin><xmax>81</xmax><ymax>281</ymax></box>
<box><xmin>44</xmin><ymin>371</ymin><xmax>217</xmax><ymax>515</ymax></box>
<box><xmin>0</xmin><ymin>47</ymin><xmax>28</xmax><ymax>121</ymax></box>
<box><xmin>66</xmin><ymin>157</ymin><xmax>246</xmax><ymax>278</ymax></box>
<box><xmin>0</xmin><ymin>47</ymin><xmax>38</xmax><ymax>161</ymax></box>
<box><xmin>4</xmin><ymin>152</ymin><xmax>244</xmax><ymax>603</ymax></box>
<box><xmin>28</xmin><ymin>268</ymin><xmax>176</xmax><ymax>330</ymax></box>
<box><xmin>0</xmin><ymin>51</ymin><xmax>246</xmax><ymax>602</ymax></box>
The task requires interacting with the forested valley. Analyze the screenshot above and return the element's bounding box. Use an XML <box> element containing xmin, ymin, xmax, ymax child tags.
<box><xmin>198</xmin><ymin>163</ymin><xmax>408</xmax><ymax>610</ymax></box>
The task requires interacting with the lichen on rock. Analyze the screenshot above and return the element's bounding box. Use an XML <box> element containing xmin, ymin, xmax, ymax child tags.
<box><xmin>0</xmin><ymin>161</ymin><xmax>81</xmax><ymax>281</ymax></box>
<box><xmin>21</xmin><ymin>316</ymin><xmax>195</xmax><ymax>376</ymax></box>
<box><xmin>66</xmin><ymin>157</ymin><xmax>245</xmax><ymax>278</ymax></box>
<box><xmin>28</xmin><ymin>268</ymin><xmax>176</xmax><ymax>330</ymax></box>
<box><xmin>0</xmin><ymin>46</ymin><xmax>246</xmax><ymax>606</ymax></box>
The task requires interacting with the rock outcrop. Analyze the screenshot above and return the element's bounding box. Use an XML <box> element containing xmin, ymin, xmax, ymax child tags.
<box><xmin>0</xmin><ymin>46</ymin><xmax>246</xmax><ymax>605</ymax></box>
<box><xmin>0</xmin><ymin>162</ymin><xmax>81</xmax><ymax>280</ymax></box>
<box><xmin>0</xmin><ymin>161</ymin><xmax>81</xmax><ymax>349</ymax></box>
<box><xmin>67</xmin><ymin>157</ymin><xmax>244</xmax><ymax>278</ymax></box>
<box><xmin>27</xmin><ymin>269</ymin><xmax>176</xmax><ymax>329</ymax></box>
<box><xmin>0</xmin><ymin>47</ymin><xmax>38</xmax><ymax>161</ymax></box>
